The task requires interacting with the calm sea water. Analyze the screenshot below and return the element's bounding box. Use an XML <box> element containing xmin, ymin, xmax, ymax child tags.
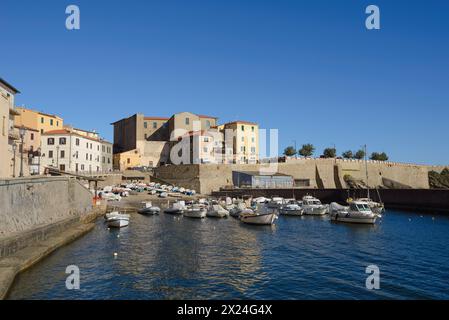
<box><xmin>7</xmin><ymin>209</ymin><xmax>449</xmax><ymax>300</ymax></box>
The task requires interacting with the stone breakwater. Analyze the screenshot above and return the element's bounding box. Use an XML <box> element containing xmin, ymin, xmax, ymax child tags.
<box><xmin>0</xmin><ymin>176</ymin><xmax>105</xmax><ymax>299</ymax></box>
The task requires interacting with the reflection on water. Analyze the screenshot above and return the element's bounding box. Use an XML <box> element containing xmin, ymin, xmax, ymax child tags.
<box><xmin>7</xmin><ymin>210</ymin><xmax>449</xmax><ymax>300</ymax></box>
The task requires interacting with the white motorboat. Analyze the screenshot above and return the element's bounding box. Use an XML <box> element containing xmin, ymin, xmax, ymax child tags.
<box><xmin>164</xmin><ymin>201</ymin><xmax>186</xmax><ymax>214</ymax></box>
<box><xmin>302</xmin><ymin>195</ymin><xmax>328</xmax><ymax>215</ymax></box>
<box><xmin>207</xmin><ymin>204</ymin><xmax>229</xmax><ymax>218</ymax></box>
<box><xmin>348</xmin><ymin>198</ymin><xmax>384</xmax><ymax>215</ymax></box>
<box><xmin>106</xmin><ymin>212</ymin><xmax>130</xmax><ymax>228</ymax></box>
<box><xmin>330</xmin><ymin>201</ymin><xmax>379</xmax><ymax>224</ymax></box>
<box><xmin>159</xmin><ymin>192</ymin><xmax>168</xmax><ymax>198</ymax></box>
<box><xmin>183</xmin><ymin>205</ymin><xmax>207</xmax><ymax>219</ymax></box>
<box><xmin>266</xmin><ymin>197</ymin><xmax>284</xmax><ymax>209</ymax></box>
<box><xmin>240</xmin><ymin>205</ymin><xmax>278</xmax><ymax>225</ymax></box>
<box><xmin>279</xmin><ymin>203</ymin><xmax>304</xmax><ymax>216</ymax></box>
<box><xmin>137</xmin><ymin>202</ymin><xmax>160</xmax><ymax>215</ymax></box>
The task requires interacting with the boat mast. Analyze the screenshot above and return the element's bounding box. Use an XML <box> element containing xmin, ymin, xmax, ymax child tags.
<box><xmin>364</xmin><ymin>144</ymin><xmax>370</xmax><ymax>199</ymax></box>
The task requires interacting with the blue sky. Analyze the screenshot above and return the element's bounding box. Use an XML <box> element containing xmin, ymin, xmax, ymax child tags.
<box><xmin>1</xmin><ymin>0</ymin><xmax>449</xmax><ymax>165</ymax></box>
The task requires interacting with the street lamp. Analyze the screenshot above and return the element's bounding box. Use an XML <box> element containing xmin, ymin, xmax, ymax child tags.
<box><xmin>12</xmin><ymin>142</ymin><xmax>17</xmax><ymax>178</ymax></box>
<box><xmin>19</xmin><ymin>126</ymin><xmax>26</xmax><ymax>177</ymax></box>
<box><xmin>37</xmin><ymin>147</ymin><xmax>42</xmax><ymax>175</ymax></box>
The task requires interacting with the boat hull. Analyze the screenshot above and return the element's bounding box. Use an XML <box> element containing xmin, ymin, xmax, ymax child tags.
<box><xmin>107</xmin><ymin>218</ymin><xmax>129</xmax><ymax>228</ymax></box>
<box><xmin>164</xmin><ymin>208</ymin><xmax>183</xmax><ymax>215</ymax></box>
<box><xmin>184</xmin><ymin>210</ymin><xmax>207</xmax><ymax>219</ymax></box>
<box><xmin>137</xmin><ymin>208</ymin><xmax>160</xmax><ymax>215</ymax></box>
<box><xmin>279</xmin><ymin>209</ymin><xmax>303</xmax><ymax>216</ymax></box>
<box><xmin>240</xmin><ymin>213</ymin><xmax>277</xmax><ymax>225</ymax></box>
<box><xmin>330</xmin><ymin>214</ymin><xmax>377</xmax><ymax>224</ymax></box>
<box><xmin>303</xmin><ymin>206</ymin><xmax>328</xmax><ymax>216</ymax></box>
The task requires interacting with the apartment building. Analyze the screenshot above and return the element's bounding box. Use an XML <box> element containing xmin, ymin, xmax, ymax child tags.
<box><xmin>40</xmin><ymin>128</ymin><xmax>112</xmax><ymax>173</ymax></box>
<box><xmin>0</xmin><ymin>78</ymin><xmax>21</xmax><ymax>178</ymax></box>
<box><xmin>221</xmin><ymin>121</ymin><xmax>259</xmax><ymax>164</ymax></box>
<box><xmin>15</xmin><ymin>107</ymin><xmax>63</xmax><ymax>134</ymax></box>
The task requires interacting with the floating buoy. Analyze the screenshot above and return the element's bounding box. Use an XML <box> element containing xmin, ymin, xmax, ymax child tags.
<box><xmin>420</xmin><ymin>215</ymin><xmax>423</xmax><ymax>218</ymax></box>
<box><xmin>432</xmin><ymin>217</ymin><xmax>435</xmax><ymax>221</ymax></box>
<box><xmin>408</xmin><ymin>218</ymin><xmax>412</xmax><ymax>222</ymax></box>
<box><xmin>117</xmin><ymin>235</ymin><xmax>120</xmax><ymax>238</ymax></box>
<box><xmin>114</xmin><ymin>252</ymin><xmax>118</xmax><ymax>257</ymax></box>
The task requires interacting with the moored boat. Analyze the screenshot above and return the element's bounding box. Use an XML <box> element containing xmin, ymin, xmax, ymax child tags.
<box><xmin>240</xmin><ymin>205</ymin><xmax>278</xmax><ymax>225</ymax></box>
<box><xmin>330</xmin><ymin>201</ymin><xmax>379</xmax><ymax>224</ymax></box>
<box><xmin>137</xmin><ymin>202</ymin><xmax>160</xmax><ymax>215</ymax></box>
<box><xmin>164</xmin><ymin>201</ymin><xmax>186</xmax><ymax>214</ymax></box>
<box><xmin>183</xmin><ymin>205</ymin><xmax>207</xmax><ymax>219</ymax></box>
<box><xmin>302</xmin><ymin>195</ymin><xmax>328</xmax><ymax>216</ymax></box>
<box><xmin>207</xmin><ymin>204</ymin><xmax>229</xmax><ymax>218</ymax></box>
<box><xmin>279</xmin><ymin>203</ymin><xmax>304</xmax><ymax>216</ymax></box>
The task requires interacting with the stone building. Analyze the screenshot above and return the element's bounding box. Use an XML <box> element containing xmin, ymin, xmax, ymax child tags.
<box><xmin>0</xmin><ymin>78</ymin><xmax>21</xmax><ymax>178</ymax></box>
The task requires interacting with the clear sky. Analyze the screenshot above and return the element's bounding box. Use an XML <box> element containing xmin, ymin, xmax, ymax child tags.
<box><xmin>1</xmin><ymin>0</ymin><xmax>448</xmax><ymax>165</ymax></box>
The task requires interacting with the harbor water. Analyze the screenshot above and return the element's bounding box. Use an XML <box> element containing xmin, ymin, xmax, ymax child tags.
<box><xmin>7</xmin><ymin>209</ymin><xmax>449</xmax><ymax>299</ymax></box>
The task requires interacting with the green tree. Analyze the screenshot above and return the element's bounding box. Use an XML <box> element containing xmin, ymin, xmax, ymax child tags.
<box><xmin>370</xmin><ymin>152</ymin><xmax>389</xmax><ymax>161</ymax></box>
<box><xmin>322</xmin><ymin>147</ymin><xmax>337</xmax><ymax>158</ymax></box>
<box><xmin>298</xmin><ymin>144</ymin><xmax>315</xmax><ymax>157</ymax></box>
<box><xmin>354</xmin><ymin>149</ymin><xmax>365</xmax><ymax>160</ymax></box>
<box><xmin>283</xmin><ymin>146</ymin><xmax>296</xmax><ymax>157</ymax></box>
<box><xmin>342</xmin><ymin>150</ymin><xmax>353</xmax><ymax>159</ymax></box>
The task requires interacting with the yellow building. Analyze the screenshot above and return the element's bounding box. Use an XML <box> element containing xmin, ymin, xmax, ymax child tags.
<box><xmin>222</xmin><ymin>121</ymin><xmax>259</xmax><ymax>164</ymax></box>
<box><xmin>14</xmin><ymin>107</ymin><xmax>63</xmax><ymax>134</ymax></box>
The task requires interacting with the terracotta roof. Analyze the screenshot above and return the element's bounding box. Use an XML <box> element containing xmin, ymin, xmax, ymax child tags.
<box><xmin>224</xmin><ymin>120</ymin><xmax>258</xmax><ymax>126</ymax></box>
<box><xmin>144</xmin><ymin>116</ymin><xmax>169</xmax><ymax>121</ymax></box>
<box><xmin>42</xmin><ymin>129</ymin><xmax>112</xmax><ymax>144</ymax></box>
<box><xmin>197</xmin><ymin>114</ymin><xmax>218</xmax><ymax>119</ymax></box>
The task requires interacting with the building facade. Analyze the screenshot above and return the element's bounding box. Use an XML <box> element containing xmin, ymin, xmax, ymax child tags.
<box><xmin>40</xmin><ymin>128</ymin><xmax>112</xmax><ymax>173</ymax></box>
<box><xmin>0</xmin><ymin>78</ymin><xmax>21</xmax><ymax>178</ymax></box>
<box><xmin>14</xmin><ymin>107</ymin><xmax>63</xmax><ymax>135</ymax></box>
<box><xmin>221</xmin><ymin>121</ymin><xmax>259</xmax><ymax>164</ymax></box>
<box><xmin>112</xmin><ymin>112</ymin><xmax>258</xmax><ymax>168</ymax></box>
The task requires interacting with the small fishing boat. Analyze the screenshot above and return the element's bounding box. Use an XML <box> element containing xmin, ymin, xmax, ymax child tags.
<box><xmin>207</xmin><ymin>204</ymin><xmax>229</xmax><ymax>218</ymax></box>
<box><xmin>183</xmin><ymin>205</ymin><xmax>207</xmax><ymax>219</ymax></box>
<box><xmin>330</xmin><ymin>201</ymin><xmax>379</xmax><ymax>224</ymax></box>
<box><xmin>240</xmin><ymin>205</ymin><xmax>278</xmax><ymax>225</ymax></box>
<box><xmin>106</xmin><ymin>211</ymin><xmax>130</xmax><ymax>228</ymax></box>
<box><xmin>279</xmin><ymin>203</ymin><xmax>304</xmax><ymax>216</ymax></box>
<box><xmin>137</xmin><ymin>202</ymin><xmax>160</xmax><ymax>215</ymax></box>
<box><xmin>302</xmin><ymin>195</ymin><xmax>328</xmax><ymax>216</ymax></box>
<box><xmin>164</xmin><ymin>201</ymin><xmax>186</xmax><ymax>214</ymax></box>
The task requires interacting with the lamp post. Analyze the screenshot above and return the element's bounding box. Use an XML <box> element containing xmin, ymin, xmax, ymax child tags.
<box><xmin>37</xmin><ymin>147</ymin><xmax>41</xmax><ymax>175</ymax></box>
<box><xmin>19</xmin><ymin>126</ymin><xmax>26</xmax><ymax>177</ymax></box>
<box><xmin>12</xmin><ymin>142</ymin><xmax>17</xmax><ymax>178</ymax></box>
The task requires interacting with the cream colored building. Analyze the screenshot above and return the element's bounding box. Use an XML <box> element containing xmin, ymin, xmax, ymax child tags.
<box><xmin>221</xmin><ymin>121</ymin><xmax>259</xmax><ymax>164</ymax></box>
<box><xmin>40</xmin><ymin>128</ymin><xmax>112</xmax><ymax>173</ymax></box>
<box><xmin>0</xmin><ymin>78</ymin><xmax>21</xmax><ymax>178</ymax></box>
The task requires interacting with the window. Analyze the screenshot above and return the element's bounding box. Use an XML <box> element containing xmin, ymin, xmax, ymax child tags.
<box><xmin>241</xmin><ymin>125</ymin><xmax>244</xmax><ymax>131</ymax></box>
<box><xmin>241</xmin><ymin>137</ymin><xmax>244</xmax><ymax>142</ymax></box>
<box><xmin>76</xmin><ymin>138</ymin><xmax>79</xmax><ymax>146</ymax></box>
<box><xmin>90</xmin><ymin>143</ymin><xmax>92</xmax><ymax>149</ymax></box>
<box><xmin>204</xmin><ymin>137</ymin><xmax>209</xmax><ymax>142</ymax></box>
<box><xmin>90</xmin><ymin>154</ymin><xmax>92</xmax><ymax>161</ymax></box>
<box><xmin>48</xmin><ymin>138</ymin><xmax>55</xmax><ymax>145</ymax></box>
<box><xmin>241</xmin><ymin>146</ymin><xmax>244</xmax><ymax>152</ymax></box>
<box><xmin>97</xmin><ymin>145</ymin><xmax>99</xmax><ymax>151</ymax></box>
<box><xmin>144</xmin><ymin>122</ymin><xmax>148</xmax><ymax>129</ymax></box>
<box><xmin>153</xmin><ymin>122</ymin><xmax>157</xmax><ymax>129</ymax></box>
<box><xmin>251</xmin><ymin>147</ymin><xmax>256</xmax><ymax>153</ymax></box>
<box><xmin>81</xmin><ymin>164</ymin><xmax>85</xmax><ymax>171</ymax></box>
<box><xmin>41</xmin><ymin>117</ymin><xmax>44</xmax><ymax>124</ymax></box>
<box><xmin>86</xmin><ymin>142</ymin><xmax>89</xmax><ymax>148</ymax></box>
<box><xmin>108</xmin><ymin>158</ymin><xmax>110</xmax><ymax>164</ymax></box>
<box><xmin>251</xmin><ymin>126</ymin><xmax>255</xmax><ymax>132</ymax></box>
<box><xmin>60</xmin><ymin>164</ymin><xmax>65</xmax><ymax>171</ymax></box>
<box><xmin>49</xmin><ymin>150</ymin><xmax>53</xmax><ymax>158</ymax></box>
<box><xmin>127</xmin><ymin>158</ymin><xmax>130</xmax><ymax>164</ymax></box>
<box><xmin>57</xmin><ymin>121</ymin><xmax>59</xmax><ymax>126</ymax></box>
<box><xmin>185</xmin><ymin>117</ymin><xmax>190</xmax><ymax>125</ymax></box>
<box><xmin>50</xmin><ymin>119</ymin><xmax>54</xmax><ymax>126</ymax></box>
<box><xmin>102</xmin><ymin>157</ymin><xmax>105</xmax><ymax>163</ymax></box>
<box><xmin>205</xmin><ymin>120</ymin><xmax>210</xmax><ymax>128</ymax></box>
<box><xmin>102</xmin><ymin>146</ymin><xmax>105</xmax><ymax>152</ymax></box>
<box><xmin>60</xmin><ymin>150</ymin><xmax>65</xmax><ymax>158</ymax></box>
<box><xmin>59</xmin><ymin>137</ymin><xmax>66</xmax><ymax>145</ymax></box>
<box><xmin>75</xmin><ymin>151</ymin><xmax>79</xmax><ymax>159</ymax></box>
<box><xmin>86</xmin><ymin>153</ymin><xmax>88</xmax><ymax>160</ymax></box>
<box><xmin>40</xmin><ymin>129</ymin><xmax>43</xmax><ymax>134</ymax></box>
<box><xmin>251</xmin><ymin>137</ymin><xmax>255</xmax><ymax>143</ymax></box>
<box><xmin>30</xmin><ymin>133</ymin><xmax>34</xmax><ymax>141</ymax></box>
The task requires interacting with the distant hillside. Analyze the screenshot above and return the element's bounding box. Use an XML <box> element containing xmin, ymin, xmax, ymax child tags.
<box><xmin>429</xmin><ymin>168</ymin><xmax>449</xmax><ymax>189</ymax></box>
